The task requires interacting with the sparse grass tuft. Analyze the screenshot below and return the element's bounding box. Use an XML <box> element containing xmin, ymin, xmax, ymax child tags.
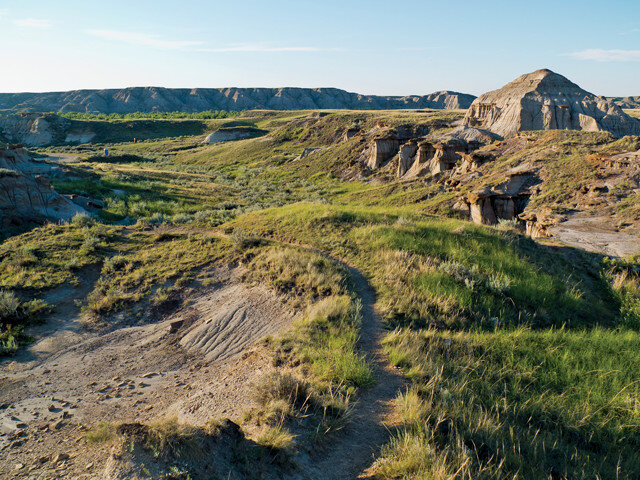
<box><xmin>86</xmin><ymin>422</ymin><xmax>116</xmax><ymax>444</ymax></box>
<box><xmin>256</xmin><ymin>424</ymin><xmax>295</xmax><ymax>452</ymax></box>
<box><xmin>146</xmin><ymin>417</ymin><xmax>201</xmax><ymax>460</ymax></box>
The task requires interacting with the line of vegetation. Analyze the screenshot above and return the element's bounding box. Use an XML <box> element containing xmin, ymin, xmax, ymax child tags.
<box><xmin>57</xmin><ymin>110</ymin><xmax>243</xmax><ymax>121</ymax></box>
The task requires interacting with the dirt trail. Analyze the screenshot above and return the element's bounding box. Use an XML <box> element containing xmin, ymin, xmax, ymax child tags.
<box><xmin>299</xmin><ymin>260</ymin><xmax>406</xmax><ymax>480</ymax></box>
<box><xmin>190</xmin><ymin>229</ymin><xmax>408</xmax><ymax>478</ymax></box>
<box><xmin>44</xmin><ymin>153</ymin><xmax>81</xmax><ymax>164</ymax></box>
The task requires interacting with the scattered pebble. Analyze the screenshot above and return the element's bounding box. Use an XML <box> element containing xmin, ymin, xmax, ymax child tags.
<box><xmin>52</xmin><ymin>452</ymin><xmax>69</xmax><ymax>464</ymax></box>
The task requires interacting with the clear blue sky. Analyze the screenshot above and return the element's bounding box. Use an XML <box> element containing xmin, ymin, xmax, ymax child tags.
<box><xmin>1</xmin><ymin>0</ymin><xmax>639</xmax><ymax>96</ymax></box>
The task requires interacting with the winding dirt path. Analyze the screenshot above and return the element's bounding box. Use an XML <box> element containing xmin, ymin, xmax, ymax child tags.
<box><xmin>203</xmin><ymin>228</ymin><xmax>408</xmax><ymax>478</ymax></box>
<box><xmin>301</xmin><ymin>263</ymin><xmax>406</xmax><ymax>480</ymax></box>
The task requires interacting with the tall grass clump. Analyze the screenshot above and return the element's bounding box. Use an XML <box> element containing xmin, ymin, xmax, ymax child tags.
<box><xmin>246</xmin><ymin>246</ymin><xmax>347</xmax><ymax>299</ymax></box>
<box><xmin>374</xmin><ymin>327</ymin><xmax>640</xmax><ymax>479</ymax></box>
<box><xmin>298</xmin><ymin>296</ymin><xmax>373</xmax><ymax>387</ymax></box>
<box><xmin>605</xmin><ymin>257</ymin><xmax>640</xmax><ymax>330</ymax></box>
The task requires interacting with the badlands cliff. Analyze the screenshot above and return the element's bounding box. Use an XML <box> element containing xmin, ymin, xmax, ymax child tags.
<box><xmin>463</xmin><ymin>69</ymin><xmax>640</xmax><ymax>137</ymax></box>
<box><xmin>0</xmin><ymin>147</ymin><xmax>85</xmax><ymax>229</ymax></box>
<box><xmin>0</xmin><ymin>87</ymin><xmax>476</xmax><ymax>114</ymax></box>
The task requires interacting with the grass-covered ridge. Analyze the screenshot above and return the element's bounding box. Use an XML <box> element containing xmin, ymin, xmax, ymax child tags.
<box><xmin>245</xmin><ymin>245</ymin><xmax>372</xmax><ymax>387</ymax></box>
<box><xmin>229</xmin><ymin>202</ymin><xmax>618</xmax><ymax>330</ymax></box>
<box><xmin>229</xmin><ymin>202</ymin><xmax>640</xmax><ymax>478</ymax></box>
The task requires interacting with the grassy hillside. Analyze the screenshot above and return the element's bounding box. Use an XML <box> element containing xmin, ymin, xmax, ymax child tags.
<box><xmin>229</xmin><ymin>203</ymin><xmax>639</xmax><ymax>478</ymax></box>
<box><xmin>3</xmin><ymin>109</ymin><xmax>640</xmax><ymax>478</ymax></box>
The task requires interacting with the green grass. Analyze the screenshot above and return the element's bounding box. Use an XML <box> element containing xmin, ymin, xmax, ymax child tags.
<box><xmin>230</xmin><ymin>203</ymin><xmax>618</xmax><ymax>330</ymax></box>
<box><xmin>377</xmin><ymin>327</ymin><xmax>640</xmax><ymax>479</ymax></box>
<box><xmin>82</xmin><ymin>232</ymin><xmax>232</xmax><ymax>321</ymax></box>
<box><xmin>229</xmin><ymin>203</ymin><xmax>640</xmax><ymax>478</ymax></box>
<box><xmin>0</xmin><ymin>223</ymin><xmax>119</xmax><ymax>289</ymax></box>
<box><xmin>4</xmin><ymin>109</ymin><xmax>639</xmax><ymax>476</ymax></box>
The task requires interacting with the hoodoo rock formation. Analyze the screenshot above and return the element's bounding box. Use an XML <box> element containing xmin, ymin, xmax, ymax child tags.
<box><xmin>463</xmin><ymin>69</ymin><xmax>640</xmax><ymax>138</ymax></box>
<box><xmin>399</xmin><ymin>139</ymin><xmax>477</xmax><ymax>178</ymax></box>
<box><xmin>362</xmin><ymin>127</ymin><xmax>481</xmax><ymax>178</ymax></box>
<box><xmin>455</xmin><ymin>168</ymin><xmax>541</xmax><ymax>228</ymax></box>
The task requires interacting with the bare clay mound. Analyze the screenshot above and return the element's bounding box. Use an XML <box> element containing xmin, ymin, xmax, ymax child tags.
<box><xmin>549</xmin><ymin>214</ymin><xmax>640</xmax><ymax>258</ymax></box>
<box><xmin>178</xmin><ymin>283</ymin><xmax>291</xmax><ymax>363</ymax></box>
<box><xmin>0</xmin><ymin>277</ymin><xmax>295</xmax><ymax>478</ymax></box>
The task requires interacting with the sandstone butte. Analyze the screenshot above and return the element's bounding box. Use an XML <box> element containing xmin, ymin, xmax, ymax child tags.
<box><xmin>463</xmin><ymin>68</ymin><xmax>640</xmax><ymax>138</ymax></box>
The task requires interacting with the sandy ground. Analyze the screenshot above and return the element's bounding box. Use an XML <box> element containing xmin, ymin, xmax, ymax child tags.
<box><xmin>0</xmin><ymin>274</ymin><xmax>295</xmax><ymax>478</ymax></box>
<box><xmin>550</xmin><ymin>214</ymin><xmax>640</xmax><ymax>258</ymax></box>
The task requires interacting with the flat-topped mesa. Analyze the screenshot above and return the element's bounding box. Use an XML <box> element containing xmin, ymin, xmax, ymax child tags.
<box><xmin>463</xmin><ymin>69</ymin><xmax>640</xmax><ymax>138</ymax></box>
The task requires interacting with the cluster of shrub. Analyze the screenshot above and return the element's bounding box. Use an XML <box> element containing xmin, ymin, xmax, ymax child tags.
<box><xmin>0</xmin><ymin>291</ymin><xmax>49</xmax><ymax>355</ymax></box>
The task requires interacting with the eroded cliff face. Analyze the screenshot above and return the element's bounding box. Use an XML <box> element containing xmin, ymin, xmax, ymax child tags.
<box><xmin>0</xmin><ymin>113</ymin><xmax>97</xmax><ymax>147</ymax></box>
<box><xmin>0</xmin><ymin>114</ymin><xmax>59</xmax><ymax>147</ymax></box>
<box><xmin>0</xmin><ymin>87</ymin><xmax>476</xmax><ymax>114</ymax></box>
<box><xmin>463</xmin><ymin>69</ymin><xmax>640</xmax><ymax>138</ymax></box>
<box><xmin>0</xmin><ymin>147</ymin><xmax>85</xmax><ymax>229</ymax></box>
<box><xmin>362</xmin><ymin>130</ymin><xmax>480</xmax><ymax>179</ymax></box>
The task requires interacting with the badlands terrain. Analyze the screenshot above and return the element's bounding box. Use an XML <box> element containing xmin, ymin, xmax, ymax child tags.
<box><xmin>0</xmin><ymin>69</ymin><xmax>639</xmax><ymax>479</ymax></box>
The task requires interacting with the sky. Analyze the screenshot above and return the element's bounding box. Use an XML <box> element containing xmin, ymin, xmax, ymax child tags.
<box><xmin>0</xmin><ymin>0</ymin><xmax>639</xmax><ymax>96</ymax></box>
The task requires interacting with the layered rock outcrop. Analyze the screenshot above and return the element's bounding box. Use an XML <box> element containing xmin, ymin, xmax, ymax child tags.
<box><xmin>366</xmin><ymin>137</ymin><xmax>401</xmax><ymax>169</ymax></box>
<box><xmin>0</xmin><ymin>87</ymin><xmax>476</xmax><ymax>114</ymax></box>
<box><xmin>0</xmin><ymin>114</ymin><xmax>59</xmax><ymax>146</ymax></box>
<box><xmin>458</xmin><ymin>169</ymin><xmax>540</xmax><ymax>226</ymax></box>
<box><xmin>607</xmin><ymin>96</ymin><xmax>640</xmax><ymax>109</ymax></box>
<box><xmin>0</xmin><ymin>113</ymin><xmax>98</xmax><ymax>147</ymax></box>
<box><xmin>0</xmin><ymin>147</ymin><xmax>85</xmax><ymax>229</ymax></box>
<box><xmin>463</xmin><ymin>69</ymin><xmax>640</xmax><ymax>138</ymax></box>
